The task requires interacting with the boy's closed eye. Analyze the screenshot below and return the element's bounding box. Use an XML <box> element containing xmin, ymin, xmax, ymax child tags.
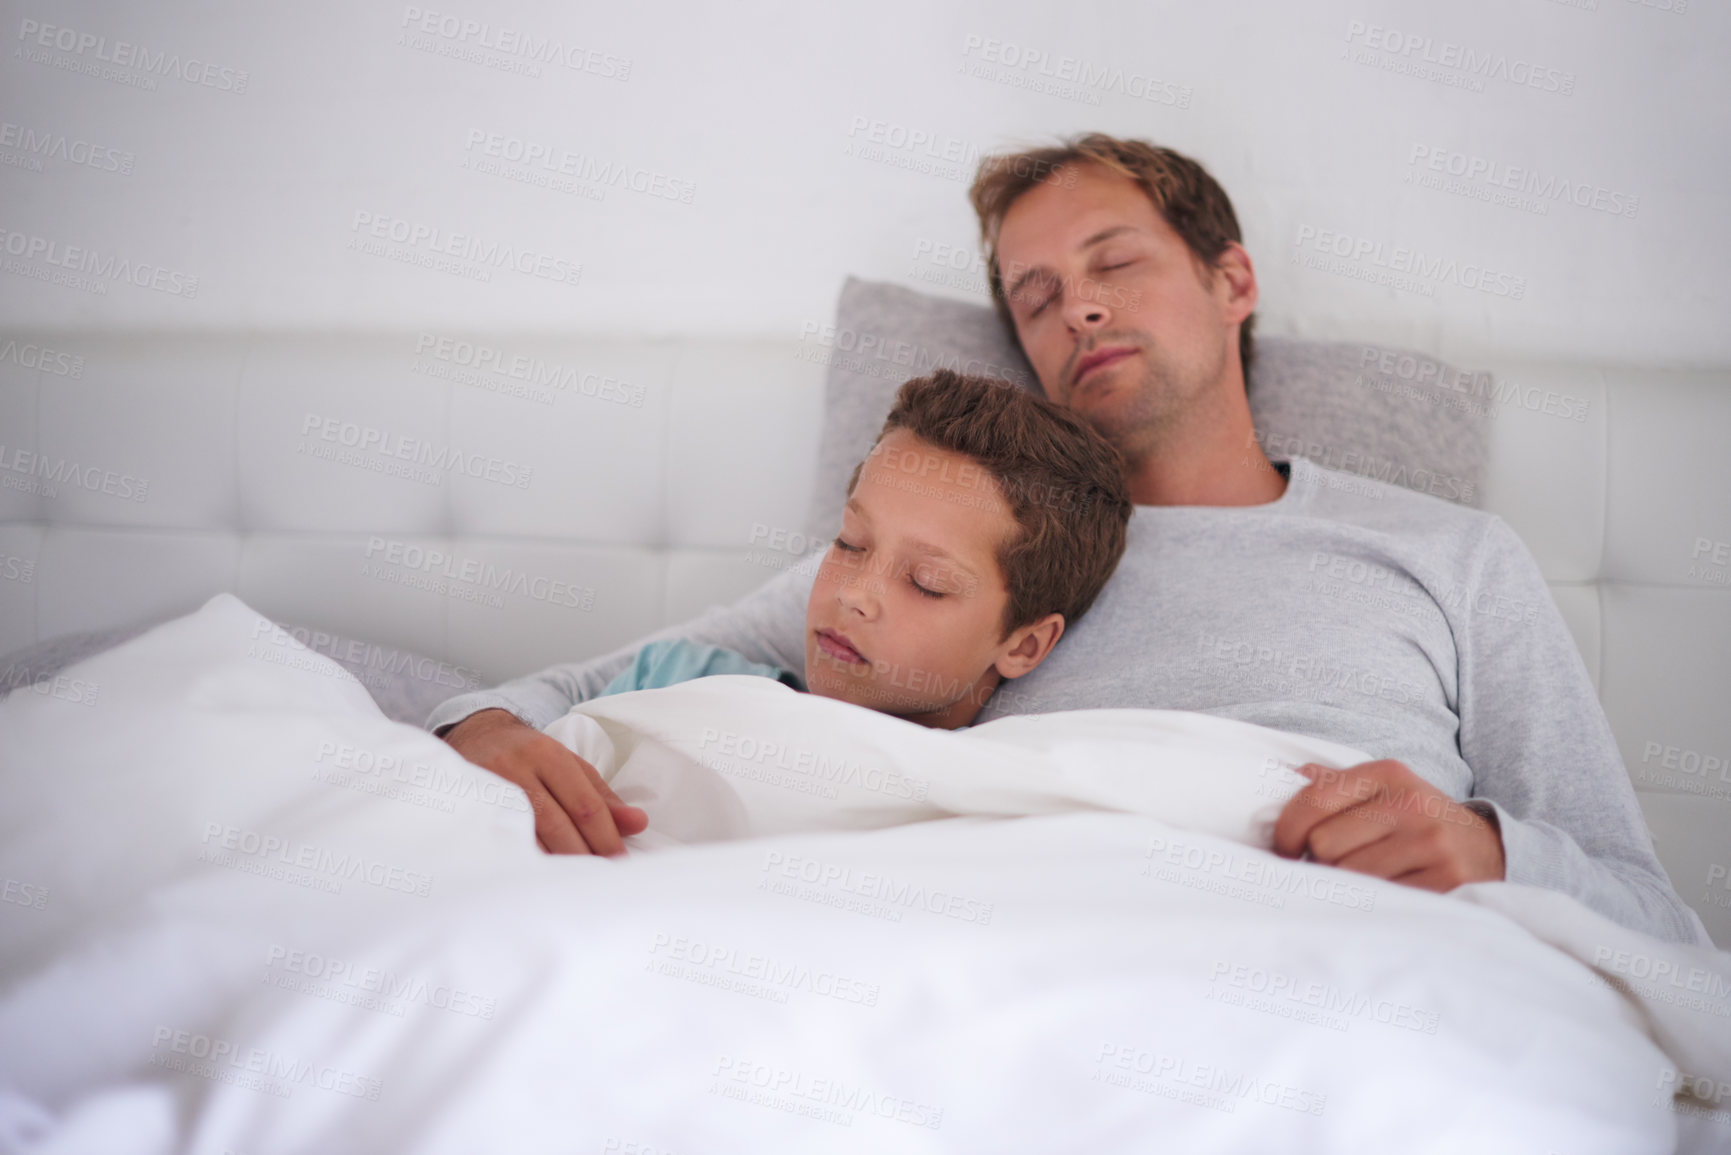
<box><xmin>834</xmin><ymin>537</ymin><xmax>947</xmax><ymax>599</ymax></box>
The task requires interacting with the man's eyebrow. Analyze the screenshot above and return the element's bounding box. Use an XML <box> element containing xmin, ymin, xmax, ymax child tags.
<box><xmin>1080</xmin><ymin>224</ymin><xmax>1136</xmax><ymax>249</ymax></box>
<box><xmin>1004</xmin><ymin>225</ymin><xmax>1139</xmax><ymax>302</ymax></box>
<box><xmin>1005</xmin><ymin>262</ymin><xmax>1056</xmax><ymax>305</ymax></box>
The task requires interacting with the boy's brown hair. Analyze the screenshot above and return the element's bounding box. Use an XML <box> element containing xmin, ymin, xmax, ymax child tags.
<box><xmin>845</xmin><ymin>369</ymin><xmax>1132</xmax><ymax>639</ymax></box>
<box><xmin>969</xmin><ymin>132</ymin><xmax>1256</xmax><ymax>380</ymax></box>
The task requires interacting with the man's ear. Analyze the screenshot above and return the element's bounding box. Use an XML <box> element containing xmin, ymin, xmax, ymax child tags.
<box><xmin>995</xmin><ymin>613</ymin><xmax>1065</xmax><ymax>680</ymax></box>
<box><xmin>1211</xmin><ymin>241</ymin><xmax>1258</xmax><ymax>326</ymax></box>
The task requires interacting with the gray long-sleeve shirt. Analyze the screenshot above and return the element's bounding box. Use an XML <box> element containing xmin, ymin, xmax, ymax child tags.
<box><xmin>429</xmin><ymin>456</ymin><xmax>1709</xmax><ymax>945</ymax></box>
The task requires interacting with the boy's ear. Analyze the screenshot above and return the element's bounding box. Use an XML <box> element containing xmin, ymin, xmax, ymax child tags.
<box><xmin>996</xmin><ymin>613</ymin><xmax>1065</xmax><ymax>680</ymax></box>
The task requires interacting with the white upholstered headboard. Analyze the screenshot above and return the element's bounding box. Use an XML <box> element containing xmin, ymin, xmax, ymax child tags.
<box><xmin>0</xmin><ymin>332</ymin><xmax>1727</xmax><ymax>943</ymax></box>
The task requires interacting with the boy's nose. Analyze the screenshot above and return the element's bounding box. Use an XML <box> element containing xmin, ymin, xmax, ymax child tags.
<box><xmin>835</xmin><ymin>575</ymin><xmax>879</xmax><ymax>618</ymax></box>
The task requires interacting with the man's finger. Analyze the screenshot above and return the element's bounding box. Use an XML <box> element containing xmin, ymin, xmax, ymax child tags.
<box><xmin>1298</xmin><ymin>802</ymin><xmax>1401</xmax><ymax>866</ymax></box>
<box><xmin>1272</xmin><ymin>761</ymin><xmax>1411</xmax><ymax>856</ymax></box>
<box><xmin>1273</xmin><ymin>770</ymin><xmax>1377</xmax><ymax>857</ymax></box>
<box><xmin>441</xmin><ymin>710</ymin><xmax>601</xmax><ymax>854</ymax></box>
<box><xmin>608</xmin><ymin>801</ymin><xmax>649</xmax><ymax>837</ymax></box>
<box><xmin>579</xmin><ymin>761</ymin><xmax>649</xmax><ymax>837</ymax></box>
<box><xmin>528</xmin><ymin>786</ymin><xmax>590</xmax><ymax>855</ymax></box>
<box><xmin>1387</xmin><ymin>866</ymin><xmax>1464</xmax><ymax>893</ymax></box>
<box><xmin>542</xmin><ymin>764</ymin><xmax>626</xmax><ymax>856</ymax></box>
<box><xmin>1329</xmin><ymin>827</ymin><xmax>1436</xmax><ymax>882</ymax></box>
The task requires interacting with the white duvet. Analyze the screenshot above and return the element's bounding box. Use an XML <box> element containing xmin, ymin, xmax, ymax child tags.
<box><xmin>0</xmin><ymin>594</ymin><xmax>1727</xmax><ymax>1154</ymax></box>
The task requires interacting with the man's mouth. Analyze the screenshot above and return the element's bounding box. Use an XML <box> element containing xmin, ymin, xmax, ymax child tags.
<box><xmin>1072</xmin><ymin>345</ymin><xmax>1137</xmax><ymax>391</ymax></box>
<box><xmin>815</xmin><ymin>628</ymin><xmax>868</xmax><ymax>665</ymax></box>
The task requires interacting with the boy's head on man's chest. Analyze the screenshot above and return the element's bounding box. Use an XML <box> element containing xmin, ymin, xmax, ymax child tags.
<box><xmin>804</xmin><ymin>369</ymin><xmax>1131</xmax><ymax>729</ymax></box>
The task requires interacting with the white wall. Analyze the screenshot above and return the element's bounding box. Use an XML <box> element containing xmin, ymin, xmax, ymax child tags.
<box><xmin>0</xmin><ymin>0</ymin><xmax>1725</xmax><ymax>366</ymax></box>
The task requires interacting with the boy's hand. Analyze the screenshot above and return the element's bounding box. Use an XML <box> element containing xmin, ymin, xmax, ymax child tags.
<box><xmin>441</xmin><ymin>709</ymin><xmax>648</xmax><ymax>855</ymax></box>
<box><xmin>1271</xmin><ymin>759</ymin><xmax>1505</xmax><ymax>892</ymax></box>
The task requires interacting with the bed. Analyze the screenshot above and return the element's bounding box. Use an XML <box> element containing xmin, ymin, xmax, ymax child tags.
<box><xmin>2</xmin><ymin>279</ymin><xmax>1729</xmax><ymax>1150</ymax></box>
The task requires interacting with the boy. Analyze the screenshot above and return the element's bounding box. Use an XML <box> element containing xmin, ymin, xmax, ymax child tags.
<box><xmin>594</xmin><ymin>368</ymin><xmax>1132</xmax><ymax>731</ymax></box>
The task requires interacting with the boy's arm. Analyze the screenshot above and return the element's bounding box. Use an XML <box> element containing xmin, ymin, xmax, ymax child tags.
<box><xmin>431</xmin><ymin>559</ymin><xmax>817</xmax><ymax>854</ymax></box>
<box><xmin>1451</xmin><ymin>517</ymin><xmax>1710</xmax><ymax>945</ymax></box>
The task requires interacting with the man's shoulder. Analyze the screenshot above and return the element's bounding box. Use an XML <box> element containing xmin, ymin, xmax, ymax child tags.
<box><xmin>1281</xmin><ymin>457</ymin><xmax>1547</xmax><ymax>594</ymax></box>
<box><xmin>1285</xmin><ymin>455</ymin><xmax>1502</xmax><ymax>541</ymax></box>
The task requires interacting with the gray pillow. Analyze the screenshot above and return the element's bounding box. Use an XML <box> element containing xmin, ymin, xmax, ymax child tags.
<box><xmin>0</xmin><ymin>620</ymin><xmax>470</xmax><ymax>729</ymax></box>
<box><xmin>803</xmin><ymin>276</ymin><xmax>1490</xmax><ymax>539</ymax></box>
<box><xmin>802</xmin><ymin>278</ymin><xmax>1036</xmax><ymax>541</ymax></box>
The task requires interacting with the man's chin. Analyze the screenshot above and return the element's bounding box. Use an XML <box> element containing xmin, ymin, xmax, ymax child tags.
<box><xmin>1070</xmin><ymin>361</ymin><xmax>1143</xmax><ymax>411</ymax></box>
<box><xmin>1069</xmin><ymin>376</ymin><xmax>1132</xmax><ymax>424</ymax></box>
<box><xmin>1083</xmin><ymin>380</ymin><xmax>1127</xmax><ymax>414</ymax></box>
<box><xmin>1068</xmin><ymin>375</ymin><xmax>1101</xmax><ymax>405</ymax></box>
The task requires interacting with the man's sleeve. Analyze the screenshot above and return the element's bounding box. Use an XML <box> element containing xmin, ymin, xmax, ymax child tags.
<box><xmin>425</xmin><ymin>558</ymin><xmax>818</xmax><ymax>735</ymax></box>
<box><xmin>1450</xmin><ymin>516</ymin><xmax>1710</xmax><ymax>946</ymax></box>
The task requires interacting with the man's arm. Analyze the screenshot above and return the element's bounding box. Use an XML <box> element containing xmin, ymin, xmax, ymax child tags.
<box><xmin>1444</xmin><ymin>517</ymin><xmax>1708</xmax><ymax>944</ymax></box>
<box><xmin>1277</xmin><ymin>515</ymin><xmax>1706</xmax><ymax>944</ymax></box>
<box><xmin>430</xmin><ymin>558</ymin><xmax>817</xmax><ymax>853</ymax></box>
<box><xmin>428</xmin><ymin>559</ymin><xmax>817</xmax><ymax>736</ymax></box>
<box><xmin>1273</xmin><ymin>758</ymin><xmax>1506</xmax><ymax>892</ymax></box>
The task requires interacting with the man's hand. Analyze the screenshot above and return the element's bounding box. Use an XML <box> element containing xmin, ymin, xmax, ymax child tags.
<box><xmin>441</xmin><ymin>709</ymin><xmax>648</xmax><ymax>855</ymax></box>
<box><xmin>1271</xmin><ymin>760</ymin><xmax>1505</xmax><ymax>892</ymax></box>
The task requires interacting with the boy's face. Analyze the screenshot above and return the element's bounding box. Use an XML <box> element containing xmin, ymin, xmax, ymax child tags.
<box><xmin>804</xmin><ymin>429</ymin><xmax>1038</xmax><ymax>727</ymax></box>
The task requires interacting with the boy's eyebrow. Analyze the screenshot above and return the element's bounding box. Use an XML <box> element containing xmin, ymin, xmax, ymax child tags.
<box><xmin>1004</xmin><ymin>225</ymin><xmax>1138</xmax><ymax>303</ymax></box>
<box><xmin>844</xmin><ymin>497</ymin><xmax>979</xmax><ymax>576</ymax></box>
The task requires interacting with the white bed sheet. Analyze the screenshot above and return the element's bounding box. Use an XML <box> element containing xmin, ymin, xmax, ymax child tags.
<box><xmin>0</xmin><ymin>595</ymin><xmax>1727</xmax><ymax>1154</ymax></box>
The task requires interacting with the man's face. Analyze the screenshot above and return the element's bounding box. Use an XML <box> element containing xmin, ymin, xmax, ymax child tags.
<box><xmin>804</xmin><ymin>429</ymin><xmax>1015</xmax><ymax>720</ymax></box>
<box><xmin>994</xmin><ymin>163</ymin><xmax>1256</xmax><ymax>458</ymax></box>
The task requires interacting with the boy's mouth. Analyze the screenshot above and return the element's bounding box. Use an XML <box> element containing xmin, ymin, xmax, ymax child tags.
<box><xmin>815</xmin><ymin>628</ymin><xmax>868</xmax><ymax>666</ymax></box>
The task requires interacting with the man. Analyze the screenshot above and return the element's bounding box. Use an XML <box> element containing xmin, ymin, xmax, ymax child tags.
<box><xmin>430</xmin><ymin>133</ymin><xmax>1707</xmax><ymax>946</ymax></box>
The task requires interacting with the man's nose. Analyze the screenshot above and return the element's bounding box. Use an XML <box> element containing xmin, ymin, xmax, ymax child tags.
<box><xmin>1062</xmin><ymin>288</ymin><xmax>1110</xmax><ymax>332</ymax></box>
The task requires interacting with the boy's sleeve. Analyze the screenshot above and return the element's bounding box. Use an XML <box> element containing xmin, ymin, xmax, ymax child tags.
<box><xmin>598</xmin><ymin>638</ymin><xmax>803</xmax><ymax>696</ymax></box>
<box><xmin>426</xmin><ymin>559</ymin><xmax>818</xmax><ymax>734</ymax></box>
<box><xmin>1451</xmin><ymin>517</ymin><xmax>1710</xmax><ymax>946</ymax></box>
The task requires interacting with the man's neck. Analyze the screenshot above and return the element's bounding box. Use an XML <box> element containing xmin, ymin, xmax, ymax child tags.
<box><xmin>1121</xmin><ymin>390</ymin><xmax>1287</xmax><ymax>508</ymax></box>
